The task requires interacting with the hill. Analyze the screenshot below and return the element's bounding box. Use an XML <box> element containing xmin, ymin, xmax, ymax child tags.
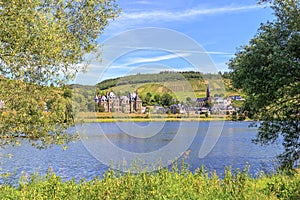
<box><xmin>70</xmin><ymin>71</ymin><xmax>243</xmax><ymax>112</ymax></box>
<box><xmin>95</xmin><ymin>71</ymin><xmax>241</xmax><ymax>101</ymax></box>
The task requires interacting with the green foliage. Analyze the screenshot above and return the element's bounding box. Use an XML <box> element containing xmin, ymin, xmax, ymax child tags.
<box><xmin>87</xmin><ymin>100</ymin><xmax>97</xmax><ymax>112</ymax></box>
<box><xmin>141</xmin><ymin>92</ymin><xmax>152</xmax><ymax>106</ymax></box>
<box><xmin>62</xmin><ymin>88</ymin><xmax>73</xmax><ymax>99</ymax></box>
<box><xmin>0</xmin><ymin>166</ymin><xmax>300</xmax><ymax>199</ymax></box>
<box><xmin>0</xmin><ymin>78</ymin><xmax>75</xmax><ymax>148</ymax></box>
<box><xmin>0</xmin><ymin>0</ymin><xmax>120</xmax><ymax>85</ymax></box>
<box><xmin>153</xmin><ymin>94</ymin><xmax>161</xmax><ymax>105</ymax></box>
<box><xmin>161</xmin><ymin>93</ymin><xmax>173</xmax><ymax>107</ymax></box>
<box><xmin>0</xmin><ymin>0</ymin><xmax>120</xmax><ymax>148</ymax></box>
<box><xmin>228</xmin><ymin>0</ymin><xmax>300</xmax><ymax>168</ymax></box>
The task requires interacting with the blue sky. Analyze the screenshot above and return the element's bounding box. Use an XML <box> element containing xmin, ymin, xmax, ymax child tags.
<box><xmin>75</xmin><ymin>0</ymin><xmax>274</xmax><ymax>85</ymax></box>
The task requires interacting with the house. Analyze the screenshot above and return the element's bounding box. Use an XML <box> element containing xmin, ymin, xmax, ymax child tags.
<box><xmin>170</xmin><ymin>104</ymin><xmax>180</xmax><ymax>114</ymax></box>
<box><xmin>229</xmin><ymin>95</ymin><xmax>245</xmax><ymax>101</ymax></box>
<box><xmin>153</xmin><ymin>106</ymin><xmax>166</xmax><ymax>114</ymax></box>
<box><xmin>199</xmin><ymin>107</ymin><xmax>209</xmax><ymax>114</ymax></box>
<box><xmin>95</xmin><ymin>91</ymin><xmax>142</xmax><ymax>113</ymax></box>
<box><xmin>194</xmin><ymin>98</ymin><xmax>207</xmax><ymax>107</ymax></box>
<box><xmin>213</xmin><ymin>97</ymin><xmax>231</xmax><ymax>109</ymax></box>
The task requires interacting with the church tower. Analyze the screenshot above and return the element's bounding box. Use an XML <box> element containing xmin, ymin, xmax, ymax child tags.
<box><xmin>206</xmin><ymin>84</ymin><xmax>212</xmax><ymax>106</ymax></box>
<box><xmin>206</xmin><ymin>84</ymin><xmax>210</xmax><ymax>99</ymax></box>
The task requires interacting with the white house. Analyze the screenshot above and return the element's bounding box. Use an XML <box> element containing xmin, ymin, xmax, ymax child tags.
<box><xmin>213</xmin><ymin>97</ymin><xmax>231</xmax><ymax>109</ymax></box>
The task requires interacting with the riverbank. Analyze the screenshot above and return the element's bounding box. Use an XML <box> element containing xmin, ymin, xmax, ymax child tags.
<box><xmin>74</xmin><ymin>112</ymin><xmax>251</xmax><ymax>123</ymax></box>
<box><xmin>1</xmin><ymin>167</ymin><xmax>299</xmax><ymax>199</ymax></box>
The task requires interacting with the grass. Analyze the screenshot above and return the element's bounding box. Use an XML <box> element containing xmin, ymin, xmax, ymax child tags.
<box><xmin>1</xmin><ymin>164</ymin><xmax>300</xmax><ymax>199</ymax></box>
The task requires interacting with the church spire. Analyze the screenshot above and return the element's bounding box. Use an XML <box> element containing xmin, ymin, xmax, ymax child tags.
<box><xmin>206</xmin><ymin>84</ymin><xmax>210</xmax><ymax>98</ymax></box>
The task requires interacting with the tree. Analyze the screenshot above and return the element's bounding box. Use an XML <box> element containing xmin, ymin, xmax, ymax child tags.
<box><xmin>228</xmin><ymin>0</ymin><xmax>300</xmax><ymax>168</ymax></box>
<box><xmin>87</xmin><ymin>100</ymin><xmax>96</xmax><ymax>112</ymax></box>
<box><xmin>63</xmin><ymin>88</ymin><xmax>73</xmax><ymax>99</ymax></box>
<box><xmin>161</xmin><ymin>93</ymin><xmax>173</xmax><ymax>107</ymax></box>
<box><xmin>0</xmin><ymin>0</ymin><xmax>120</xmax><ymax>148</ymax></box>
<box><xmin>0</xmin><ymin>78</ymin><xmax>74</xmax><ymax>148</ymax></box>
<box><xmin>144</xmin><ymin>92</ymin><xmax>152</xmax><ymax>106</ymax></box>
<box><xmin>0</xmin><ymin>0</ymin><xmax>119</xmax><ymax>85</ymax></box>
<box><xmin>153</xmin><ymin>94</ymin><xmax>161</xmax><ymax>105</ymax></box>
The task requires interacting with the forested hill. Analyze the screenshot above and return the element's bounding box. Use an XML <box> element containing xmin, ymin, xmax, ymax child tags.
<box><xmin>96</xmin><ymin>71</ymin><xmax>229</xmax><ymax>90</ymax></box>
<box><xmin>89</xmin><ymin>71</ymin><xmax>239</xmax><ymax>99</ymax></box>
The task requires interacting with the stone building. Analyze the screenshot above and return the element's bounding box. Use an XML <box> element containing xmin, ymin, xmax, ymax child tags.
<box><xmin>194</xmin><ymin>84</ymin><xmax>212</xmax><ymax>107</ymax></box>
<box><xmin>94</xmin><ymin>91</ymin><xmax>142</xmax><ymax>113</ymax></box>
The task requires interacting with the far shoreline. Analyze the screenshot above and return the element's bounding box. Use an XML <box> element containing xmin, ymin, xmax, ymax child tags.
<box><xmin>74</xmin><ymin>112</ymin><xmax>252</xmax><ymax>123</ymax></box>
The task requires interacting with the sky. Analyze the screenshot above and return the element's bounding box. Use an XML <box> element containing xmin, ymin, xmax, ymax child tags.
<box><xmin>74</xmin><ymin>0</ymin><xmax>274</xmax><ymax>85</ymax></box>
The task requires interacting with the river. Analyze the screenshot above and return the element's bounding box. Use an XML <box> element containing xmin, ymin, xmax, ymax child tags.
<box><xmin>0</xmin><ymin>121</ymin><xmax>282</xmax><ymax>184</ymax></box>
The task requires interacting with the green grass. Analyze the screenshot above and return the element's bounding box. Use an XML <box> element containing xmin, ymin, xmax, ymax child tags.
<box><xmin>1</xmin><ymin>165</ymin><xmax>300</xmax><ymax>199</ymax></box>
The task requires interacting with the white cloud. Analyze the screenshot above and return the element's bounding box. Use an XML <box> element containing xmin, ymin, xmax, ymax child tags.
<box><xmin>103</xmin><ymin>4</ymin><xmax>265</xmax><ymax>38</ymax></box>
<box><xmin>133</xmin><ymin>0</ymin><xmax>152</xmax><ymax>5</ymax></box>
<box><xmin>205</xmin><ymin>51</ymin><xmax>234</xmax><ymax>55</ymax></box>
<box><xmin>171</xmin><ymin>50</ymin><xmax>234</xmax><ymax>55</ymax></box>
<box><xmin>126</xmin><ymin>53</ymin><xmax>191</xmax><ymax>65</ymax></box>
<box><xmin>121</xmin><ymin>4</ymin><xmax>264</xmax><ymax>22</ymax></box>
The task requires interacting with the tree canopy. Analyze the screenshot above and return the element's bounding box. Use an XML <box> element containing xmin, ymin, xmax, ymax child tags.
<box><xmin>0</xmin><ymin>0</ymin><xmax>119</xmax><ymax>148</ymax></box>
<box><xmin>229</xmin><ymin>0</ymin><xmax>299</xmax><ymax>168</ymax></box>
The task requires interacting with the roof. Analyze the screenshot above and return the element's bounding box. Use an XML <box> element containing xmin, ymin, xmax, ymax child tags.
<box><xmin>101</xmin><ymin>96</ymin><xmax>107</xmax><ymax>101</ymax></box>
<box><xmin>195</xmin><ymin>98</ymin><xmax>207</xmax><ymax>102</ymax></box>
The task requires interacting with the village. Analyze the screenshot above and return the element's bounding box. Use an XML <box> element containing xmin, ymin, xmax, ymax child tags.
<box><xmin>94</xmin><ymin>85</ymin><xmax>245</xmax><ymax>116</ymax></box>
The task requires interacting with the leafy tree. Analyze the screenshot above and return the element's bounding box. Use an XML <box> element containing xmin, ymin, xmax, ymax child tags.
<box><xmin>143</xmin><ymin>92</ymin><xmax>152</xmax><ymax>106</ymax></box>
<box><xmin>161</xmin><ymin>93</ymin><xmax>173</xmax><ymax>107</ymax></box>
<box><xmin>0</xmin><ymin>0</ymin><xmax>119</xmax><ymax>84</ymax></box>
<box><xmin>0</xmin><ymin>0</ymin><xmax>120</xmax><ymax>148</ymax></box>
<box><xmin>228</xmin><ymin>0</ymin><xmax>300</xmax><ymax>168</ymax></box>
<box><xmin>0</xmin><ymin>78</ymin><xmax>74</xmax><ymax>148</ymax></box>
<box><xmin>62</xmin><ymin>88</ymin><xmax>73</xmax><ymax>99</ymax></box>
<box><xmin>153</xmin><ymin>94</ymin><xmax>161</xmax><ymax>105</ymax></box>
<box><xmin>87</xmin><ymin>100</ymin><xmax>96</xmax><ymax>112</ymax></box>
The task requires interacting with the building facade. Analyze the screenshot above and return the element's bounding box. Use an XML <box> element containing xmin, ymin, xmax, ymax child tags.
<box><xmin>194</xmin><ymin>84</ymin><xmax>212</xmax><ymax>108</ymax></box>
<box><xmin>94</xmin><ymin>91</ymin><xmax>142</xmax><ymax>114</ymax></box>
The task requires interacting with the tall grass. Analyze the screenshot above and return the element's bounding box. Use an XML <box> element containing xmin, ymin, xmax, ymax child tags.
<box><xmin>0</xmin><ymin>164</ymin><xmax>299</xmax><ymax>199</ymax></box>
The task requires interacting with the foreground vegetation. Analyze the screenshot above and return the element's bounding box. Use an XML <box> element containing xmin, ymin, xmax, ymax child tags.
<box><xmin>1</xmin><ymin>166</ymin><xmax>299</xmax><ymax>199</ymax></box>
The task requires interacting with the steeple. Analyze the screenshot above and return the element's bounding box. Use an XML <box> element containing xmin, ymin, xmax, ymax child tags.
<box><xmin>206</xmin><ymin>84</ymin><xmax>210</xmax><ymax>99</ymax></box>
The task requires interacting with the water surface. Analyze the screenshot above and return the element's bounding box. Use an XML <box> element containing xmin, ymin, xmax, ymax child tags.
<box><xmin>0</xmin><ymin>121</ymin><xmax>282</xmax><ymax>184</ymax></box>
